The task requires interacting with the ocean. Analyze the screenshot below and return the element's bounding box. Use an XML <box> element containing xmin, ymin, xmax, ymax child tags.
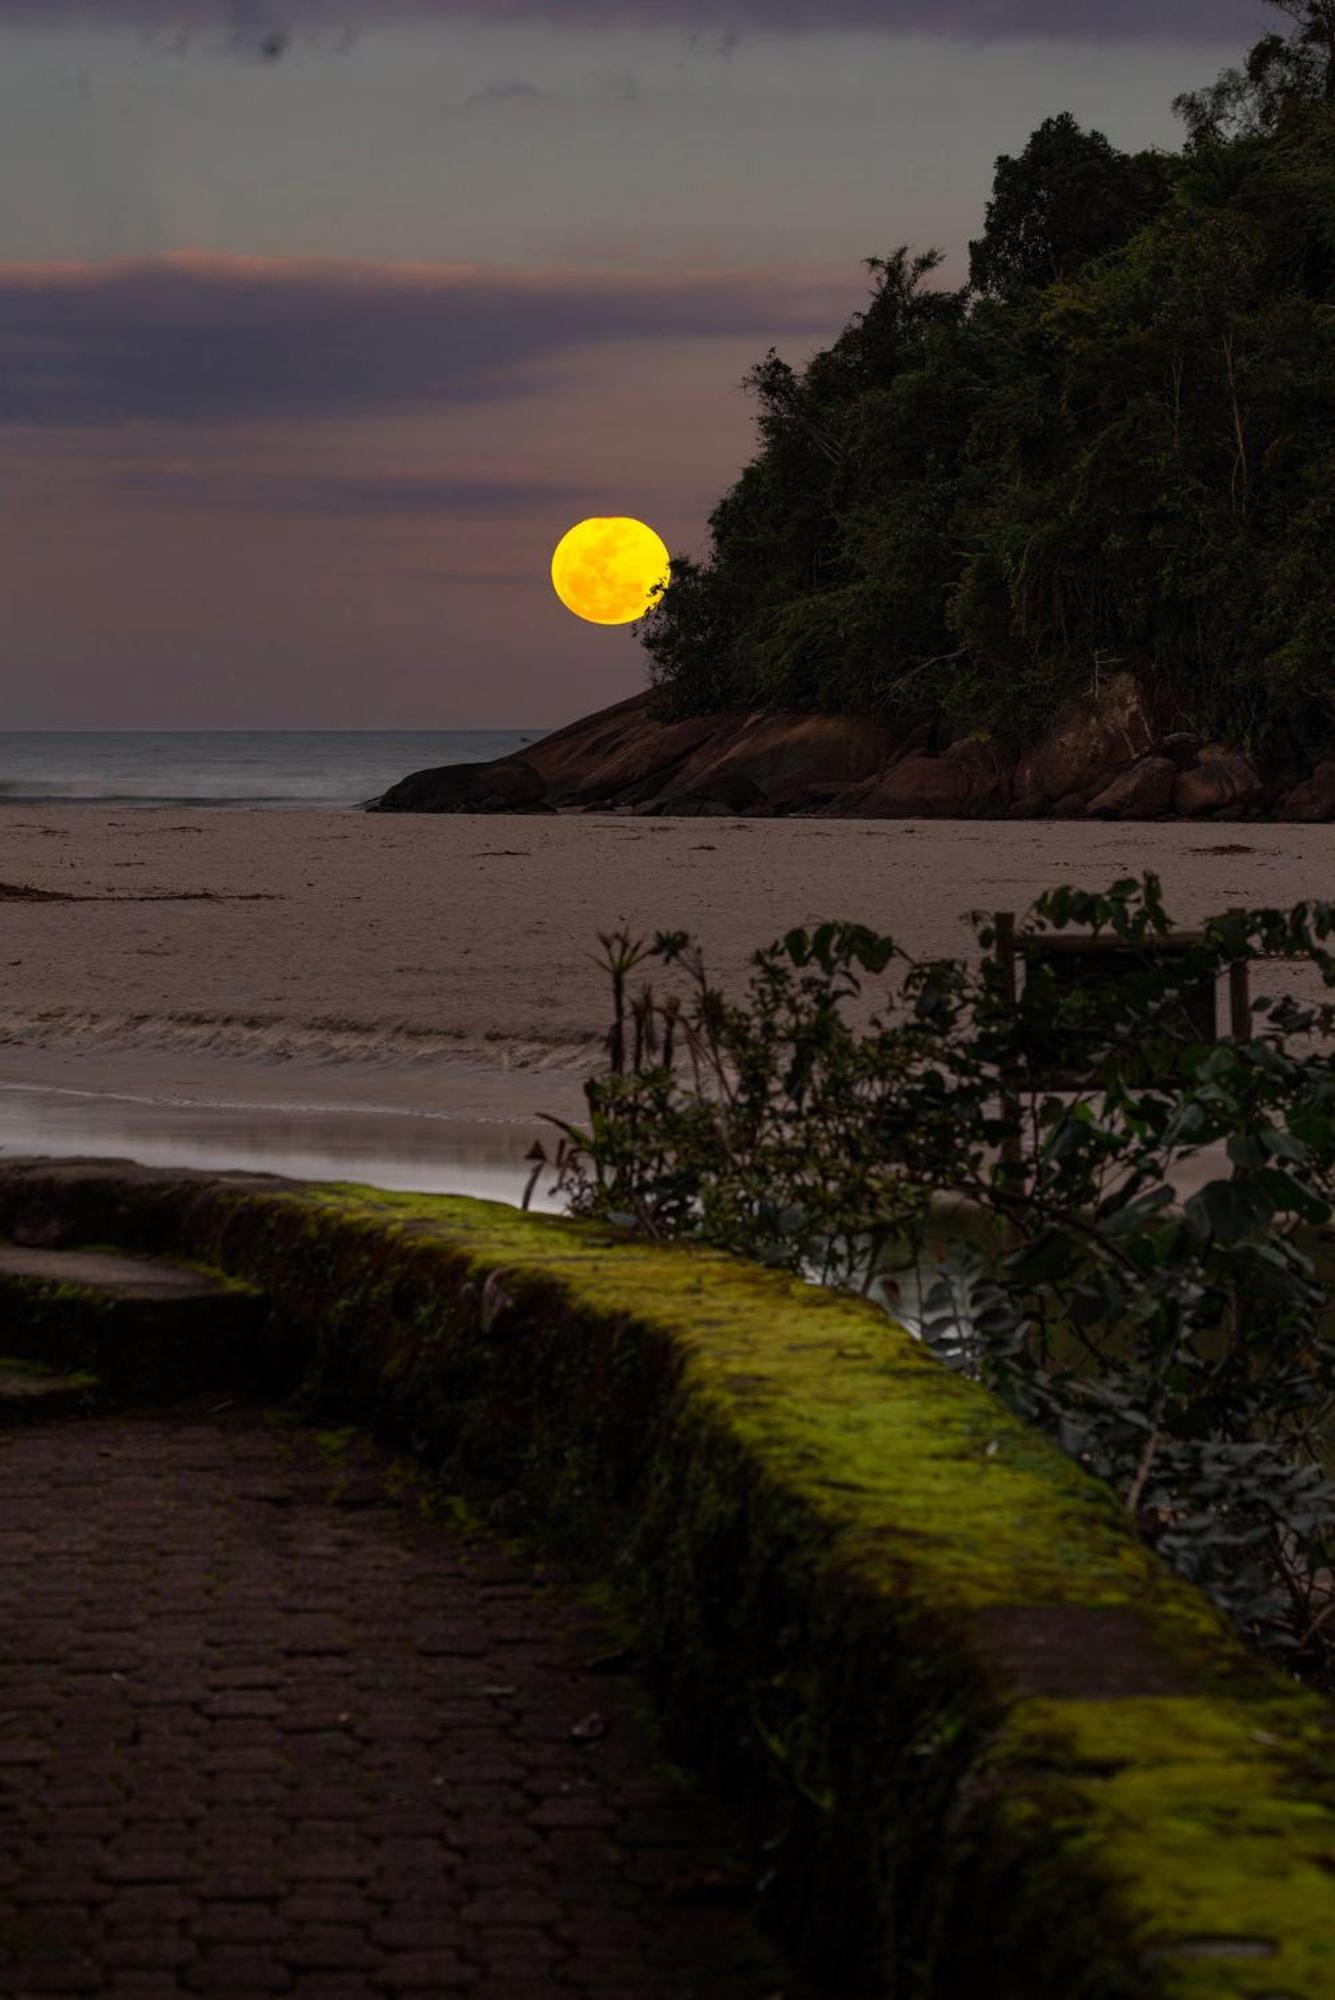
<box><xmin>0</xmin><ymin>729</ymin><xmax>544</xmax><ymax>810</ymax></box>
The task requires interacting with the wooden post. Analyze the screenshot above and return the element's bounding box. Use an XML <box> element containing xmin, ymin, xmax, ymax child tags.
<box><xmin>995</xmin><ymin>910</ymin><xmax>1019</xmax><ymax>1012</ymax></box>
<box><xmin>994</xmin><ymin>912</ymin><xmax>1024</xmax><ymax>1245</ymax></box>
<box><xmin>1223</xmin><ymin>907</ymin><xmax>1252</xmax><ymax>1044</ymax></box>
<box><xmin>1229</xmin><ymin>962</ymin><xmax>1252</xmax><ymax>1042</ymax></box>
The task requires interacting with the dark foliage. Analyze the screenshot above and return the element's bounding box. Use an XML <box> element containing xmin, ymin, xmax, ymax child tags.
<box><xmin>640</xmin><ymin>2</ymin><xmax>1335</xmax><ymax>765</ymax></box>
<box><xmin>967</xmin><ymin>113</ymin><xmax>1175</xmax><ymax>304</ymax></box>
<box><xmin>538</xmin><ymin>878</ymin><xmax>1335</xmax><ymax>1687</ymax></box>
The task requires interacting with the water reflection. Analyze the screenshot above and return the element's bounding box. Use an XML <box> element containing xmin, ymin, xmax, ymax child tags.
<box><xmin>0</xmin><ymin>1057</ymin><xmax>586</xmax><ymax>1211</ymax></box>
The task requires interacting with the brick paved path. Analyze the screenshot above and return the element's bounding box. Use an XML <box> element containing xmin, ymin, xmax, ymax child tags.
<box><xmin>0</xmin><ymin>1412</ymin><xmax>798</xmax><ymax>2000</ymax></box>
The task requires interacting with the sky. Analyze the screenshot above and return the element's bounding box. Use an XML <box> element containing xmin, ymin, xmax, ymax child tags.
<box><xmin>0</xmin><ymin>0</ymin><xmax>1273</xmax><ymax>729</ymax></box>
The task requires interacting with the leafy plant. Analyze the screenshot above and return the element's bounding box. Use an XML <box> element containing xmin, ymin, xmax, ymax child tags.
<box><xmin>538</xmin><ymin>877</ymin><xmax>1335</xmax><ymax>1685</ymax></box>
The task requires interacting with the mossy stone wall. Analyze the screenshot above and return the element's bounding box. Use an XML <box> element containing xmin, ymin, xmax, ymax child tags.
<box><xmin>2</xmin><ymin>1161</ymin><xmax>1334</xmax><ymax>1998</ymax></box>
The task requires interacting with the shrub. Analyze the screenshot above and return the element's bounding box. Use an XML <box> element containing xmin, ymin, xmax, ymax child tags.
<box><xmin>538</xmin><ymin>877</ymin><xmax>1335</xmax><ymax>1685</ymax></box>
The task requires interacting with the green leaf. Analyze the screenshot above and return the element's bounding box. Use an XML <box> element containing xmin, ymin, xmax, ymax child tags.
<box><xmin>1100</xmin><ymin>1187</ymin><xmax>1175</xmax><ymax>1236</ymax></box>
<box><xmin>1183</xmin><ymin>1177</ymin><xmax>1273</xmax><ymax>1246</ymax></box>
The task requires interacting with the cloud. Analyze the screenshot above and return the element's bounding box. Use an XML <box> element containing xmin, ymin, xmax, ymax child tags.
<box><xmin>0</xmin><ymin>253</ymin><xmax>853</xmax><ymax>428</ymax></box>
<box><xmin>453</xmin><ymin>70</ymin><xmax>640</xmax><ymax>112</ymax></box>
<box><xmin>458</xmin><ymin>79</ymin><xmax>549</xmax><ymax>108</ymax></box>
<box><xmin>108</xmin><ymin>464</ymin><xmax>577</xmax><ymax>514</ymax></box>
<box><xmin>0</xmin><ymin>0</ymin><xmax>1273</xmax><ymax>42</ymax></box>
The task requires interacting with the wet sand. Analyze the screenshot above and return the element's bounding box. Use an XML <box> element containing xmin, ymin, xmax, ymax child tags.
<box><xmin>1</xmin><ymin>806</ymin><xmax>1330</xmax><ymax>1193</ymax></box>
<box><xmin>0</xmin><ymin>1048</ymin><xmax>582</xmax><ymax>1208</ymax></box>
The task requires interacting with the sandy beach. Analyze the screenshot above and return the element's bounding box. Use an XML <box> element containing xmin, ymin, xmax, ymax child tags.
<box><xmin>2</xmin><ymin>806</ymin><xmax>1332</xmax><ymax>1195</ymax></box>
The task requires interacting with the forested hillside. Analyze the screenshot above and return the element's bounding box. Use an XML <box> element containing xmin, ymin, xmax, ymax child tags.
<box><xmin>640</xmin><ymin>0</ymin><xmax>1335</xmax><ymax>767</ymax></box>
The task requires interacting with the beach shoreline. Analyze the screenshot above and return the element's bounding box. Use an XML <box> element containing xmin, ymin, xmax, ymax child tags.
<box><xmin>2</xmin><ymin>804</ymin><xmax>1332</xmax><ymax>1192</ymax></box>
<box><xmin>0</xmin><ymin>1042</ymin><xmax>586</xmax><ymax>1205</ymax></box>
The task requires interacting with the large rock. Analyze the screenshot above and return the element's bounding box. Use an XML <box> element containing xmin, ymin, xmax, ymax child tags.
<box><xmin>667</xmin><ymin>709</ymin><xmax>899</xmax><ymax>813</ymax></box>
<box><xmin>843</xmin><ymin>738</ymin><xmax>1011</xmax><ymax>818</ymax></box>
<box><xmin>1013</xmin><ymin>672</ymin><xmax>1155</xmax><ymax>810</ymax></box>
<box><xmin>1171</xmin><ymin>746</ymin><xmax>1264</xmax><ymax>817</ymax></box>
<box><xmin>369</xmin><ymin>758</ymin><xmax>548</xmax><ymax>814</ymax></box>
<box><xmin>528</xmin><ymin>693</ymin><xmax>898</xmax><ymax>813</ymax></box>
<box><xmin>373</xmin><ymin>691</ymin><xmax>902</xmax><ymax>817</ymax></box>
<box><xmin>1276</xmin><ymin>761</ymin><xmax>1335</xmax><ymax>822</ymax></box>
<box><xmin>521</xmin><ymin>693</ymin><xmax>727</xmax><ymax>807</ymax></box>
<box><xmin>1085</xmin><ymin>756</ymin><xmax>1178</xmax><ymax>819</ymax></box>
<box><xmin>366</xmin><ymin>678</ymin><xmax>1316</xmax><ymax>823</ymax></box>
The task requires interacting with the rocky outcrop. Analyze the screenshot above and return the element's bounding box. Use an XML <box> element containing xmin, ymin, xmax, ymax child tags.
<box><xmin>1171</xmin><ymin>746</ymin><xmax>1264</xmax><ymax>817</ymax></box>
<box><xmin>1012</xmin><ymin>672</ymin><xmax>1155</xmax><ymax>811</ymax></box>
<box><xmin>372</xmin><ymin>693</ymin><xmax>900</xmax><ymax>818</ymax></box>
<box><xmin>366</xmin><ymin>681</ymin><xmax>1335</xmax><ymax>822</ymax></box>
<box><xmin>529</xmin><ymin>694</ymin><xmax>899</xmax><ymax>813</ymax></box>
<box><xmin>840</xmin><ymin>738</ymin><xmax>1011</xmax><ymax>818</ymax></box>
<box><xmin>1085</xmin><ymin>756</ymin><xmax>1178</xmax><ymax>819</ymax></box>
<box><xmin>369</xmin><ymin>758</ymin><xmax>550</xmax><ymax>814</ymax></box>
<box><xmin>1276</xmin><ymin>761</ymin><xmax>1335</xmax><ymax>822</ymax></box>
<box><xmin>520</xmin><ymin>694</ymin><xmax>729</xmax><ymax>808</ymax></box>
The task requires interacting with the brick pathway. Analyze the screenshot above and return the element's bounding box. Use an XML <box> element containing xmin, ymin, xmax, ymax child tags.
<box><xmin>0</xmin><ymin>1412</ymin><xmax>799</xmax><ymax>2000</ymax></box>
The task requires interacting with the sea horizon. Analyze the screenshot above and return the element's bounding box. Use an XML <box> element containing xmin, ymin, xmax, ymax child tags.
<box><xmin>0</xmin><ymin>727</ymin><xmax>547</xmax><ymax>810</ymax></box>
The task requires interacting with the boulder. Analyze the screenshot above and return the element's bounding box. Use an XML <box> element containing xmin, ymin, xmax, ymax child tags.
<box><xmin>524</xmin><ymin>693</ymin><xmax>730</xmax><ymax>807</ymax></box>
<box><xmin>641</xmin><ymin>795</ymin><xmax>736</xmax><ymax>817</ymax></box>
<box><xmin>843</xmin><ymin>738</ymin><xmax>1010</xmax><ymax>818</ymax></box>
<box><xmin>1171</xmin><ymin>748</ymin><xmax>1264</xmax><ymax>817</ymax></box>
<box><xmin>1276</xmin><ymin>761</ymin><xmax>1335</xmax><ymax>822</ymax></box>
<box><xmin>480</xmin><ymin>761</ymin><xmax>548</xmax><ymax>810</ymax></box>
<box><xmin>671</xmin><ymin>710</ymin><xmax>900</xmax><ymax>813</ymax></box>
<box><xmin>1011</xmin><ymin>748</ymin><xmax>1044</xmax><ymax>810</ymax></box>
<box><xmin>366</xmin><ymin>678</ymin><xmax>1304</xmax><ymax>824</ymax></box>
<box><xmin>1013</xmin><ymin>671</ymin><xmax>1155</xmax><ymax>810</ymax></box>
<box><xmin>368</xmin><ymin>691</ymin><xmax>901</xmax><ymax>816</ymax></box>
<box><xmin>369</xmin><ymin>758</ymin><xmax>547</xmax><ymax>814</ymax></box>
<box><xmin>1151</xmin><ymin>731</ymin><xmax>1203</xmax><ymax>767</ymax></box>
<box><xmin>1085</xmin><ymin>756</ymin><xmax>1178</xmax><ymax>819</ymax></box>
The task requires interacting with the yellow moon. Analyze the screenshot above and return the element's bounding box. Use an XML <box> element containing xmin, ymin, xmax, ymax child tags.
<box><xmin>551</xmin><ymin>517</ymin><xmax>670</xmax><ymax>626</ymax></box>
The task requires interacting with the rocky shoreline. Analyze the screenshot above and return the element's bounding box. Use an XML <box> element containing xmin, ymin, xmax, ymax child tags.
<box><xmin>367</xmin><ymin>674</ymin><xmax>1335</xmax><ymax>822</ymax></box>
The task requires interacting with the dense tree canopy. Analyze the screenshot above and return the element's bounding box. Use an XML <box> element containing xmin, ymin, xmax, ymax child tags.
<box><xmin>966</xmin><ymin>113</ymin><xmax>1174</xmax><ymax>302</ymax></box>
<box><xmin>640</xmin><ymin>0</ymin><xmax>1335</xmax><ymax>763</ymax></box>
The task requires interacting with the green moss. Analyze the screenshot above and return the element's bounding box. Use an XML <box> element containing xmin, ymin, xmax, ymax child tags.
<box><xmin>987</xmin><ymin>1697</ymin><xmax>1335</xmax><ymax>1995</ymax></box>
<box><xmin>4</xmin><ymin>1163</ymin><xmax>1335</xmax><ymax>1997</ymax></box>
<box><xmin>0</xmin><ymin>1353</ymin><xmax>100</xmax><ymax>1402</ymax></box>
<box><xmin>0</xmin><ymin>1353</ymin><xmax>92</xmax><ymax>1383</ymax></box>
<box><xmin>0</xmin><ymin>1260</ymin><xmax>268</xmax><ymax>1395</ymax></box>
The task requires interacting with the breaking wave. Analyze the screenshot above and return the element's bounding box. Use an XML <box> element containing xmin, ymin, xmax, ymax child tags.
<box><xmin>0</xmin><ymin>1007</ymin><xmax>601</xmax><ymax>1072</ymax></box>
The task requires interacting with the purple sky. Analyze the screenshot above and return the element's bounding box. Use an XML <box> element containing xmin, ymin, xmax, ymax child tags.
<box><xmin>0</xmin><ymin>1</ymin><xmax>1271</xmax><ymax>36</ymax></box>
<box><xmin>0</xmin><ymin>1</ymin><xmax>1271</xmax><ymax>727</ymax></box>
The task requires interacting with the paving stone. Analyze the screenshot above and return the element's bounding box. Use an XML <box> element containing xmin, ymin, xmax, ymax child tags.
<box><xmin>0</xmin><ymin>1410</ymin><xmax>808</xmax><ymax>2000</ymax></box>
<box><xmin>104</xmin><ymin>1889</ymin><xmax>202</xmax><ymax>1928</ymax></box>
<box><xmin>11</xmin><ymin>1961</ymin><xmax>107</xmax><ymax>1994</ymax></box>
<box><xmin>193</xmin><ymin>1905</ymin><xmax>288</xmax><ymax>1945</ymax></box>
<box><xmin>99</xmin><ymin>1939</ymin><xmax>199</xmax><ymax>1972</ymax></box>
<box><xmin>277</xmin><ymin>1932</ymin><xmax>380</xmax><ymax>1972</ymax></box>
<box><xmin>289</xmin><ymin>1982</ymin><xmax>379</xmax><ymax>2000</ymax></box>
<box><xmin>183</xmin><ymin>1947</ymin><xmax>294</xmax><ymax>1992</ymax></box>
<box><xmin>280</xmin><ymin>1893</ymin><xmax>376</xmax><ymax>1929</ymax></box>
<box><xmin>371</xmin><ymin>1952</ymin><xmax>477</xmax><ymax>1992</ymax></box>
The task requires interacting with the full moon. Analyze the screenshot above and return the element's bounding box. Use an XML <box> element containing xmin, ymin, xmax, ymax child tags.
<box><xmin>551</xmin><ymin>517</ymin><xmax>671</xmax><ymax>626</ymax></box>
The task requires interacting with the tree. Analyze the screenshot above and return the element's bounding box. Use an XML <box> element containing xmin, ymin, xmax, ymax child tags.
<box><xmin>967</xmin><ymin>113</ymin><xmax>1174</xmax><ymax>302</ymax></box>
<box><xmin>641</xmin><ymin>22</ymin><xmax>1335</xmax><ymax>762</ymax></box>
<box><xmin>1174</xmin><ymin>0</ymin><xmax>1335</xmax><ymax>143</ymax></box>
<box><xmin>1256</xmin><ymin>0</ymin><xmax>1335</xmax><ymax>102</ymax></box>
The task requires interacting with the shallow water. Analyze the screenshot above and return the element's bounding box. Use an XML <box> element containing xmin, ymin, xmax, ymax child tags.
<box><xmin>0</xmin><ymin>728</ymin><xmax>541</xmax><ymax>810</ymax></box>
<box><xmin>0</xmin><ymin>1049</ymin><xmax>587</xmax><ymax>1210</ymax></box>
